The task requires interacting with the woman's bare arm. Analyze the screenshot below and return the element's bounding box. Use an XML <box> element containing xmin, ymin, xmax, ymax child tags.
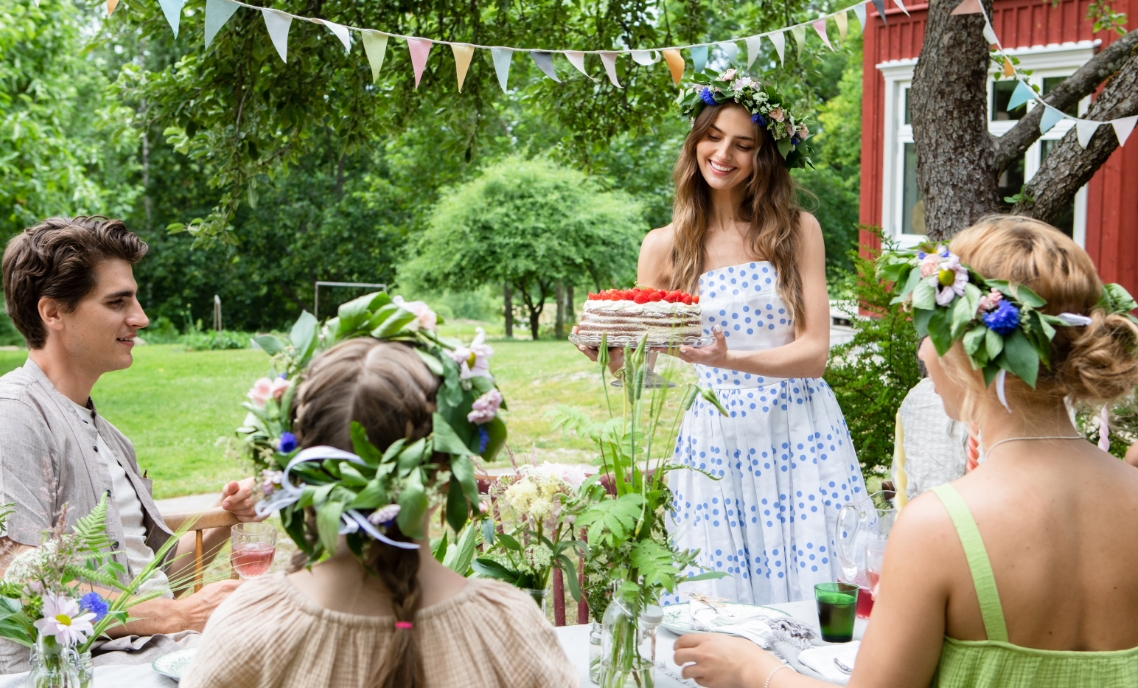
<box><xmin>674</xmin><ymin>213</ymin><xmax>830</xmax><ymax>378</ymax></box>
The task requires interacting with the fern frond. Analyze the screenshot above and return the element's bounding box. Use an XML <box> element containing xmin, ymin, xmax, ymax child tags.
<box><xmin>72</xmin><ymin>495</ymin><xmax>115</xmax><ymax>556</ymax></box>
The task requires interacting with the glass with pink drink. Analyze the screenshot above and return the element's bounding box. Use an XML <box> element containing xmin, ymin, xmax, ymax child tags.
<box><xmin>230</xmin><ymin>522</ymin><xmax>277</xmax><ymax>579</ymax></box>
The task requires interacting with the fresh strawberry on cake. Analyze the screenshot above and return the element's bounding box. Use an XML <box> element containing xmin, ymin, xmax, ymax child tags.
<box><xmin>574</xmin><ymin>287</ymin><xmax>703</xmax><ymax>347</ymax></box>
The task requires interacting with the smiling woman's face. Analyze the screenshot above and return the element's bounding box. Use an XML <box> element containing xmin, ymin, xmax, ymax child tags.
<box><xmin>695</xmin><ymin>105</ymin><xmax>757</xmax><ymax>192</ymax></box>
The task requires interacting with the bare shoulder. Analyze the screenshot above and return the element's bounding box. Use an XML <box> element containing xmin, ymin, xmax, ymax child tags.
<box><xmin>797</xmin><ymin>211</ymin><xmax>824</xmax><ymax>244</ymax></box>
<box><xmin>889</xmin><ymin>489</ymin><xmax>958</xmax><ymax>565</ymax></box>
<box><xmin>641</xmin><ymin>224</ymin><xmax>675</xmax><ymax>259</ymax></box>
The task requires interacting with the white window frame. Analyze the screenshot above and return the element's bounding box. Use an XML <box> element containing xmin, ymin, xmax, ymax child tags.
<box><xmin>877</xmin><ymin>40</ymin><xmax>1098</xmax><ymax>248</ymax></box>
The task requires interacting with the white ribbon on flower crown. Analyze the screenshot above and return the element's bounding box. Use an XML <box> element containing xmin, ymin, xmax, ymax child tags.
<box><xmin>254</xmin><ymin>445</ymin><xmax>420</xmax><ymax>550</ymax></box>
<box><xmin>993</xmin><ymin>313</ymin><xmax>1094</xmax><ymax>412</ymax></box>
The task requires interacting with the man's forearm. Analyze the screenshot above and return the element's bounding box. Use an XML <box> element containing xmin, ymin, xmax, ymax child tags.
<box><xmin>104</xmin><ymin>596</ymin><xmax>185</xmax><ymax>638</ymax></box>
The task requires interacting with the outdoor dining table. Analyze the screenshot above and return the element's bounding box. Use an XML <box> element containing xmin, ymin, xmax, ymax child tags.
<box><xmin>0</xmin><ymin>600</ymin><xmax>865</xmax><ymax>687</ymax></box>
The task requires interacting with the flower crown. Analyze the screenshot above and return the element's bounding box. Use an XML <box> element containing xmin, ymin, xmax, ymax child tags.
<box><xmin>238</xmin><ymin>292</ymin><xmax>505</xmax><ymax>560</ymax></box>
<box><xmin>879</xmin><ymin>245</ymin><xmax>1138</xmax><ymax>407</ymax></box>
<box><xmin>676</xmin><ymin>68</ymin><xmax>814</xmax><ymax>170</ymax></box>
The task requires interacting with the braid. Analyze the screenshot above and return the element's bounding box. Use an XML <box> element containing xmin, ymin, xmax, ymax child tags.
<box><xmin>367</xmin><ymin>534</ymin><xmax>425</xmax><ymax>688</ymax></box>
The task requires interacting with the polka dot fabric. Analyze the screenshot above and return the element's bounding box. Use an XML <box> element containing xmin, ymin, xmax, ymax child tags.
<box><xmin>665</xmin><ymin>262</ymin><xmax>865</xmax><ymax>606</ymax></box>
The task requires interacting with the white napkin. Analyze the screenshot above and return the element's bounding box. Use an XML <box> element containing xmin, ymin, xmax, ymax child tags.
<box><xmin>797</xmin><ymin>641</ymin><xmax>860</xmax><ymax>685</ymax></box>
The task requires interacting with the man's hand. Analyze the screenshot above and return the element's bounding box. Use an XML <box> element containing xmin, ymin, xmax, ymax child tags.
<box><xmin>219</xmin><ymin>478</ymin><xmax>264</xmax><ymax>522</ymax></box>
<box><xmin>174</xmin><ymin>580</ymin><xmax>242</xmax><ymax>633</ymax></box>
<box><xmin>673</xmin><ymin>633</ymin><xmax>775</xmax><ymax>688</ymax></box>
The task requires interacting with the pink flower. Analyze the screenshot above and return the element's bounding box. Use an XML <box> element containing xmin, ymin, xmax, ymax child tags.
<box><xmin>796</xmin><ymin>124</ymin><xmax>809</xmax><ymax>139</ymax></box>
<box><xmin>260</xmin><ymin>469</ymin><xmax>283</xmax><ymax>496</ymax></box>
<box><xmin>392</xmin><ymin>296</ymin><xmax>438</xmax><ymax>331</ymax></box>
<box><xmin>769</xmin><ymin>107</ymin><xmax>785</xmax><ymax>122</ymax></box>
<box><xmin>449</xmin><ymin>328</ymin><xmax>494</xmax><ymax>380</ymax></box>
<box><xmin>477</xmin><ymin>500</ymin><xmax>490</xmax><ymax>514</ymax></box>
<box><xmin>785</xmin><ymin>123</ymin><xmax>796</xmax><ymax>138</ymax></box>
<box><xmin>33</xmin><ymin>593</ymin><xmax>95</xmax><ymax>646</ymax></box>
<box><xmin>270</xmin><ymin>376</ymin><xmax>289</xmax><ymax>400</ymax></box>
<box><xmin>919</xmin><ymin>253</ymin><xmax>941</xmax><ymax>278</ymax></box>
<box><xmin>368</xmin><ymin>504</ymin><xmax>401</xmax><ymax>526</ymax></box>
<box><xmin>977</xmin><ymin>288</ymin><xmax>1003</xmax><ymax>313</ymax></box>
<box><xmin>718</xmin><ymin>68</ymin><xmax>737</xmax><ymax>82</ymax></box>
<box><xmin>247</xmin><ymin>377</ymin><xmax>274</xmax><ymax>407</ymax></box>
<box><xmin>467</xmin><ymin>388</ymin><xmax>503</xmax><ymax>425</ymax></box>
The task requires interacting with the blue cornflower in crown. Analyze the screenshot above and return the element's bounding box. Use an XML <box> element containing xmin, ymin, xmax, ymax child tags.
<box><xmin>677</xmin><ymin>67</ymin><xmax>815</xmax><ymax>169</ymax></box>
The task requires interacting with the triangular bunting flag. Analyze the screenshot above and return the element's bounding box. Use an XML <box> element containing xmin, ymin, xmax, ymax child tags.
<box><xmin>1076</xmin><ymin>120</ymin><xmax>1101</xmax><ymax>149</ymax></box>
<box><xmin>719</xmin><ymin>41</ymin><xmax>739</xmax><ymax>64</ymax></box>
<box><xmin>791</xmin><ymin>25</ymin><xmax>807</xmax><ymax>59</ymax></box>
<box><xmin>812</xmin><ymin>19</ymin><xmax>833</xmax><ymax>51</ymax></box>
<box><xmin>362</xmin><ymin>32</ymin><xmax>388</xmax><ymax>83</ymax></box>
<box><xmin>407</xmin><ymin>38</ymin><xmax>432</xmax><ymax>89</ymax></box>
<box><xmin>158</xmin><ymin>0</ymin><xmax>185</xmax><ymax>38</ymax></box>
<box><xmin>491</xmin><ymin>48</ymin><xmax>513</xmax><ymax>92</ymax></box>
<box><xmin>982</xmin><ymin>19</ymin><xmax>998</xmax><ymax>46</ymax></box>
<box><xmin>1003</xmin><ymin>58</ymin><xmax>1014</xmax><ymax>77</ymax></box>
<box><xmin>1039</xmin><ymin>105</ymin><xmax>1065</xmax><ymax>135</ymax></box>
<box><xmin>323</xmin><ymin>21</ymin><xmax>351</xmax><ymax>53</ymax></box>
<box><xmin>745</xmin><ymin>36</ymin><xmax>763</xmax><ymax>67</ymax></box>
<box><xmin>599</xmin><ymin>52</ymin><xmax>622</xmax><ymax>88</ymax></box>
<box><xmin>565</xmin><ymin>51</ymin><xmax>597</xmax><ymax>80</ymax></box>
<box><xmin>767</xmin><ymin>32</ymin><xmax>786</xmax><ymax>65</ymax></box>
<box><xmin>690</xmin><ymin>45</ymin><xmax>708</xmax><ymax>73</ymax></box>
<box><xmin>853</xmin><ymin>2</ymin><xmax>867</xmax><ymax>30</ymax></box>
<box><xmin>872</xmin><ymin>0</ymin><xmax>888</xmax><ymax>26</ymax></box>
<box><xmin>951</xmin><ymin>0</ymin><xmax>983</xmax><ymax>14</ymax></box>
<box><xmin>107</xmin><ymin>0</ymin><xmax>119</xmax><ymax>15</ymax></box>
<box><xmin>835</xmin><ymin>11</ymin><xmax>849</xmax><ymax>42</ymax></box>
<box><xmin>1114</xmin><ymin>116</ymin><xmax>1138</xmax><ymax>147</ymax></box>
<box><xmin>204</xmin><ymin>0</ymin><xmax>240</xmax><ymax>49</ymax></box>
<box><xmin>531</xmin><ymin>52</ymin><xmax>561</xmax><ymax>82</ymax></box>
<box><xmin>451</xmin><ymin>44</ymin><xmax>474</xmax><ymax>92</ymax></box>
<box><xmin>662</xmin><ymin>49</ymin><xmax>685</xmax><ymax>84</ymax></box>
<box><xmin>893</xmin><ymin>0</ymin><xmax>910</xmax><ymax>16</ymax></box>
<box><xmin>631</xmin><ymin>50</ymin><xmax>659</xmax><ymax>65</ymax></box>
<box><xmin>262</xmin><ymin>9</ymin><xmax>292</xmax><ymax>64</ymax></box>
<box><xmin>1006</xmin><ymin>80</ymin><xmax>1035</xmax><ymax>112</ymax></box>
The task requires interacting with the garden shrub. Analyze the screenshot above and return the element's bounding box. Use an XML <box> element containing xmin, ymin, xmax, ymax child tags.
<box><xmin>181</xmin><ymin>329</ymin><xmax>251</xmax><ymax>351</ymax></box>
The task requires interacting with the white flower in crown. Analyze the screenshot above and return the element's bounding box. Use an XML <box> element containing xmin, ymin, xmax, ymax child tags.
<box><xmin>448</xmin><ymin>327</ymin><xmax>493</xmax><ymax>380</ymax></box>
<box><xmin>392</xmin><ymin>296</ymin><xmax>438</xmax><ymax>331</ymax></box>
<box><xmin>718</xmin><ymin>68</ymin><xmax>737</xmax><ymax>81</ymax></box>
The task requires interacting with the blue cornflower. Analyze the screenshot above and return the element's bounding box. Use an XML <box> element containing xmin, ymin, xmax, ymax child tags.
<box><xmin>278</xmin><ymin>432</ymin><xmax>298</xmax><ymax>454</ymax></box>
<box><xmin>983</xmin><ymin>299</ymin><xmax>1020</xmax><ymax>335</ymax></box>
<box><xmin>918</xmin><ymin>251</ymin><xmax>927</xmax><ymax>259</ymax></box>
<box><xmin>79</xmin><ymin>592</ymin><xmax>109</xmax><ymax>622</ymax></box>
<box><xmin>790</xmin><ymin>135</ymin><xmax>800</xmax><ymax>147</ymax></box>
<box><xmin>278</xmin><ymin>372</ymin><xmax>287</xmax><ymax>380</ymax></box>
<box><xmin>751</xmin><ymin>112</ymin><xmax>767</xmax><ymax>126</ymax></box>
<box><xmin>700</xmin><ymin>87</ymin><xmax>718</xmax><ymax>106</ymax></box>
<box><xmin>477</xmin><ymin>426</ymin><xmax>490</xmax><ymax>453</ymax></box>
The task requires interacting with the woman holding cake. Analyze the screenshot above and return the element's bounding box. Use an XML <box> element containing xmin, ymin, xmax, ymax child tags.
<box><xmin>578</xmin><ymin>69</ymin><xmax>865</xmax><ymax>605</ymax></box>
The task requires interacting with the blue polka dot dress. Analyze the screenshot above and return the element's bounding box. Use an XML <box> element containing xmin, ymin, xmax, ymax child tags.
<box><xmin>665</xmin><ymin>261</ymin><xmax>865</xmax><ymax>605</ymax></box>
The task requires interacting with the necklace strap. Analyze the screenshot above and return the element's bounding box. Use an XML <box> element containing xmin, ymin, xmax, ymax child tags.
<box><xmin>983</xmin><ymin>434</ymin><xmax>1084</xmax><ymax>456</ymax></box>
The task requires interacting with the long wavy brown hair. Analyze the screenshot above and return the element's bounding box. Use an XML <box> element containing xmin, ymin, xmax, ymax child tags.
<box><xmin>670</xmin><ymin>103</ymin><xmax>806</xmax><ymax>324</ymax></box>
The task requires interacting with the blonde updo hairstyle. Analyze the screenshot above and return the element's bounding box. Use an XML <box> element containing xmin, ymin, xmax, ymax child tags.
<box><xmin>939</xmin><ymin>216</ymin><xmax>1138</xmax><ymax>422</ymax></box>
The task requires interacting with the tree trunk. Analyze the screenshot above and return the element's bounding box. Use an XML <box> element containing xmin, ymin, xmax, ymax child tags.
<box><xmin>566</xmin><ymin>284</ymin><xmax>575</xmax><ymax>323</ymax></box>
<box><xmin>504</xmin><ymin>283</ymin><xmax>513</xmax><ymax>338</ymax></box>
<box><xmin>529</xmin><ymin>308</ymin><xmax>541</xmax><ymax>340</ymax></box>
<box><xmin>910</xmin><ymin>0</ymin><xmax>1000</xmax><ymax>241</ymax></box>
<box><xmin>555</xmin><ymin>281</ymin><xmax>566</xmax><ymax>340</ymax></box>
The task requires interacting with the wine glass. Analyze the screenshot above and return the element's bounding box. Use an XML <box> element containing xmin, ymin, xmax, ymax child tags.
<box><xmin>861</xmin><ymin>539</ymin><xmax>888</xmax><ymax>618</ymax></box>
<box><xmin>230</xmin><ymin>523</ymin><xmax>277</xmax><ymax>579</ymax></box>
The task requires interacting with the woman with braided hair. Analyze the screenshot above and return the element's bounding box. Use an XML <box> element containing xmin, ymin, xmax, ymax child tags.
<box><xmin>183</xmin><ymin>338</ymin><xmax>577</xmax><ymax>688</ymax></box>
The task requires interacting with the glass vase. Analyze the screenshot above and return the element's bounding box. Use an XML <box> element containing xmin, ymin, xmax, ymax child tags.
<box><xmin>523</xmin><ymin>588</ymin><xmax>548</xmax><ymax>617</ymax></box>
<box><xmin>26</xmin><ymin>636</ymin><xmax>92</xmax><ymax>688</ymax></box>
<box><xmin>588</xmin><ymin>621</ymin><xmax>603</xmax><ymax>685</ymax></box>
<box><xmin>600</xmin><ymin>591</ymin><xmax>656</xmax><ymax>688</ymax></box>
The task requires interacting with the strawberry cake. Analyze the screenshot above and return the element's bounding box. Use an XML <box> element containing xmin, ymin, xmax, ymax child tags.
<box><xmin>574</xmin><ymin>287</ymin><xmax>703</xmax><ymax>347</ymax></box>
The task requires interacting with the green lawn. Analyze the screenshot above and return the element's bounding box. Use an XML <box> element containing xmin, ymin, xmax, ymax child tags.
<box><xmin>0</xmin><ymin>329</ymin><xmax>697</xmax><ymax>499</ymax></box>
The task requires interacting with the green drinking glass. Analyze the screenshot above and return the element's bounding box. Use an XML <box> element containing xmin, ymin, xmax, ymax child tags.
<box><xmin>814</xmin><ymin>582</ymin><xmax>858</xmax><ymax>643</ymax></box>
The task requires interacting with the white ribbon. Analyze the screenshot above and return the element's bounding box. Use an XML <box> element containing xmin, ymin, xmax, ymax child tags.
<box><xmin>1099</xmin><ymin>405</ymin><xmax>1111</xmax><ymax>452</ymax></box>
<box><xmin>992</xmin><ymin>314</ymin><xmax>1092</xmax><ymax>413</ymax></box>
<box><xmin>995</xmin><ymin>368</ymin><xmax>1011</xmax><ymax>413</ymax></box>
<box><xmin>1057</xmin><ymin>312</ymin><xmax>1093</xmax><ymax>326</ymax></box>
<box><xmin>254</xmin><ymin>445</ymin><xmax>420</xmax><ymax>550</ymax></box>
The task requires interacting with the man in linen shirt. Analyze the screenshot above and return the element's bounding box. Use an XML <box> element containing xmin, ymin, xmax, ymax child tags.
<box><xmin>0</xmin><ymin>216</ymin><xmax>263</xmax><ymax>672</ymax></box>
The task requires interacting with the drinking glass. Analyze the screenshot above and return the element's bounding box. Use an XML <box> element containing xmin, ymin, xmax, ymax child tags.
<box><xmin>814</xmin><ymin>582</ymin><xmax>858</xmax><ymax>643</ymax></box>
<box><xmin>861</xmin><ymin>539</ymin><xmax>888</xmax><ymax>618</ymax></box>
<box><xmin>230</xmin><ymin>523</ymin><xmax>277</xmax><ymax>579</ymax></box>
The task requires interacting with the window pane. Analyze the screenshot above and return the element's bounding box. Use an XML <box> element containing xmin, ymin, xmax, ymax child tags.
<box><xmin>1039</xmin><ymin>140</ymin><xmax>1075</xmax><ymax>236</ymax></box>
<box><xmin>1042</xmin><ymin>77</ymin><xmax>1079</xmax><ymax>117</ymax></box>
<box><xmin>902</xmin><ymin>142</ymin><xmax>925</xmax><ymax>235</ymax></box>
<box><xmin>992</xmin><ymin>80</ymin><xmax>1026</xmax><ymax>121</ymax></box>
<box><xmin>903</xmin><ymin>87</ymin><xmax>911</xmax><ymax>125</ymax></box>
<box><xmin>997</xmin><ymin>153</ymin><xmax>1026</xmax><ymax>212</ymax></box>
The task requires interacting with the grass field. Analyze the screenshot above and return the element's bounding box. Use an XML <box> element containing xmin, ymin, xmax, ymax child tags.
<box><xmin>0</xmin><ymin>326</ymin><xmax>696</xmax><ymax>499</ymax></box>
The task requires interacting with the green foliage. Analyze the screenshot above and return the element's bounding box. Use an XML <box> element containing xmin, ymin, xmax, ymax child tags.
<box><xmin>181</xmin><ymin>330</ymin><xmax>252</xmax><ymax>351</ymax></box>
<box><xmin>824</xmin><ymin>228</ymin><xmax>921</xmax><ymax>476</ymax></box>
<box><xmin>405</xmin><ymin>157</ymin><xmax>646</xmax><ymax>339</ymax></box>
<box><xmin>0</xmin><ymin>311</ymin><xmax>23</xmax><ymax>347</ymax></box>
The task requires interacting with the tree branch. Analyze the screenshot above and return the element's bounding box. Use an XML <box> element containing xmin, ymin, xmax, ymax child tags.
<box><xmin>1013</xmin><ymin>52</ymin><xmax>1138</xmax><ymax>223</ymax></box>
<box><xmin>995</xmin><ymin>30</ymin><xmax>1138</xmax><ymax>172</ymax></box>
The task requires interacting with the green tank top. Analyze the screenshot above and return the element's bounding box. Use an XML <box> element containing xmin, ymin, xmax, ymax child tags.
<box><xmin>929</xmin><ymin>484</ymin><xmax>1138</xmax><ymax>687</ymax></box>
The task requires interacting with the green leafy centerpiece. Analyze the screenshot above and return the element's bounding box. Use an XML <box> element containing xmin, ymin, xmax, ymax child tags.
<box><xmin>0</xmin><ymin>498</ymin><xmax>184</xmax><ymax>688</ymax></box>
<box><xmin>551</xmin><ymin>336</ymin><xmax>728</xmax><ymax>688</ymax></box>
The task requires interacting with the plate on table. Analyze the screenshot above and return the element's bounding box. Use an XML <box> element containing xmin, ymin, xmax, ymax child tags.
<box><xmin>153</xmin><ymin>647</ymin><xmax>197</xmax><ymax>681</ymax></box>
<box><xmin>662</xmin><ymin>602</ymin><xmax>791</xmax><ymax>636</ymax></box>
<box><xmin>568</xmin><ymin>333</ymin><xmax>716</xmax><ymax>350</ymax></box>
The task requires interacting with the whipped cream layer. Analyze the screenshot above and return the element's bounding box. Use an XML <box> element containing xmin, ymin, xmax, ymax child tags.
<box><xmin>576</xmin><ymin>299</ymin><xmax>703</xmax><ymax>345</ymax></box>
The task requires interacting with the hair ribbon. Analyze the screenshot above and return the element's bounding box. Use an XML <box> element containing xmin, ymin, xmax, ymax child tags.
<box><xmin>254</xmin><ymin>445</ymin><xmax>420</xmax><ymax>550</ymax></box>
<box><xmin>995</xmin><ymin>313</ymin><xmax>1093</xmax><ymax>412</ymax></box>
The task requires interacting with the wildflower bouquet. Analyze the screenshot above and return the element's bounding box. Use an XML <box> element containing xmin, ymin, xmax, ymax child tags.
<box><xmin>239</xmin><ymin>291</ymin><xmax>507</xmax><ymax>559</ymax></box>
<box><xmin>551</xmin><ymin>336</ymin><xmax>728</xmax><ymax>688</ymax></box>
<box><xmin>473</xmin><ymin>462</ymin><xmax>588</xmax><ymax>603</ymax></box>
<box><xmin>0</xmin><ymin>498</ymin><xmax>184</xmax><ymax>685</ymax></box>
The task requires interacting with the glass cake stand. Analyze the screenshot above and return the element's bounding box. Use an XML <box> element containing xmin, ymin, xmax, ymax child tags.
<box><xmin>568</xmin><ymin>333</ymin><xmax>716</xmax><ymax>350</ymax></box>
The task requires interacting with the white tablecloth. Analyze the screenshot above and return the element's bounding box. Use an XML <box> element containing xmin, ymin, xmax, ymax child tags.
<box><xmin>554</xmin><ymin>599</ymin><xmax>867</xmax><ymax>687</ymax></box>
<box><xmin>0</xmin><ymin>600</ymin><xmax>865</xmax><ymax>687</ymax></box>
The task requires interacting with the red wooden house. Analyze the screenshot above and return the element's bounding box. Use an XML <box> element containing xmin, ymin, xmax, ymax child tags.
<box><xmin>858</xmin><ymin>0</ymin><xmax>1138</xmax><ymax>293</ymax></box>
